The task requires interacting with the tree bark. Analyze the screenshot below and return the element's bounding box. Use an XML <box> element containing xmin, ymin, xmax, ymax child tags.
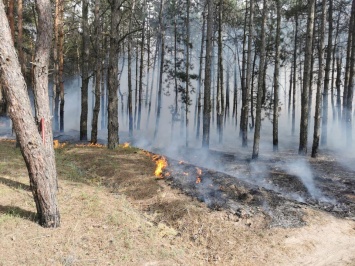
<box><xmin>80</xmin><ymin>0</ymin><xmax>89</xmax><ymax>141</ymax></box>
<box><xmin>252</xmin><ymin>0</ymin><xmax>267</xmax><ymax>159</ymax></box>
<box><xmin>241</xmin><ymin>0</ymin><xmax>254</xmax><ymax>147</ymax></box>
<box><xmin>107</xmin><ymin>0</ymin><xmax>120</xmax><ymax>149</ymax></box>
<box><xmin>345</xmin><ymin>0</ymin><xmax>355</xmax><ymax>146</ymax></box>
<box><xmin>185</xmin><ymin>0</ymin><xmax>190</xmax><ymax>147</ymax></box>
<box><xmin>321</xmin><ymin>0</ymin><xmax>333</xmax><ymax>146</ymax></box>
<box><xmin>58</xmin><ymin>0</ymin><xmax>64</xmax><ymax>132</ymax></box>
<box><xmin>202</xmin><ymin>0</ymin><xmax>213</xmax><ymax>148</ymax></box>
<box><xmin>154</xmin><ymin>0</ymin><xmax>165</xmax><ymax>140</ymax></box>
<box><xmin>90</xmin><ymin>0</ymin><xmax>101</xmax><ymax>144</ymax></box>
<box><xmin>312</xmin><ymin>0</ymin><xmax>326</xmax><ymax>158</ymax></box>
<box><xmin>299</xmin><ymin>0</ymin><xmax>315</xmax><ymax>155</ymax></box>
<box><xmin>273</xmin><ymin>0</ymin><xmax>281</xmax><ymax>152</ymax></box>
<box><xmin>0</xmin><ymin>0</ymin><xmax>60</xmax><ymax>227</ymax></box>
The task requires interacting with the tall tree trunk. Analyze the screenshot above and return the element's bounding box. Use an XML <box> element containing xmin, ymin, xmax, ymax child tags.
<box><xmin>299</xmin><ymin>0</ymin><xmax>315</xmax><ymax>155</ymax></box>
<box><xmin>90</xmin><ymin>0</ymin><xmax>101</xmax><ymax>144</ymax></box>
<box><xmin>343</xmin><ymin>3</ymin><xmax>353</xmax><ymax>123</ymax></box>
<box><xmin>0</xmin><ymin>0</ymin><xmax>61</xmax><ymax>227</ymax></box>
<box><xmin>336</xmin><ymin>55</ymin><xmax>342</xmax><ymax>121</ymax></box>
<box><xmin>321</xmin><ymin>0</ymin><xmax>333</xmax><ymax>146</ymax></box>
<box><xmin>196</xmin><ymin>10</ymin><xmax>205</xmax><ymax>139</ymax></box>
<box><xmin>154</xmin><ymin>0</ymin><xmax>165</xmax><ymax>139</ymax></box>
<box><xmin>239</xmin><ymin>6</ymin><xmax>248</xmax><ymax>135</ymax></box>
<box><xmin>185</xmin><ymin>0</ymin><xmax>190</xmax><ymax>147</ymax></box>
<box><xmin>345</xmin><ymin>0</ymin><xmax>355</xmax><ymax>146</ymax></box>
<box><xmin>107</xmin><ymin>1</ymin><xmax>120</xmax><ymax>149</ymax></box>
<box><xmin>53</xmin><ymin>0</ymin><xmax>60</xmax><ymax>131</ymax></box>
<box><xmin>216</xmin><ymin>0</ymin><xmax>223</xmax><ymax>143</ymax></box>
<box><xmin>202</xmin><ymin>0</ymin><xmax>213</xmax><ymax>148</ymax></box>
<box><xmin>292</xmin><ymin>16</ymin><xmax>298</xmax><ymax>136</ymax></box>
<box><xmin>58</xmin><ymin>0</ymin><xmax>64</xmax><ymax>132</ymax></box>
<box><xmin>137</xmin><ymin>10</ymin><xmax>145</xmax><ymax>131</ymax></box>
<box><xmin>312</xmin><ymin>0</ymin><xmax>326</xmax><ymax>158</ymax></box>
<box><xmin>127</xmin><ymin>0</ymin><xmax>135</xmax><ymax>137</ymax></box>
<box><xmin>252</xmin><ymin>0</ymin><xmax>267</xmax><ymax>159</ymax></box>
<box><xmin>273</xmin><ymin>0</ymin><xmax>281</xmax><ymax>152</ymax></box>
<box><xmin>241</xmin><ymin>0</ymin><xmax>254</xmax><ymax>147</ymax></box>
<box><xmin>80</xmin><ymin>0</ymin><xmax>89</xmax><ymax>141</ymax></box>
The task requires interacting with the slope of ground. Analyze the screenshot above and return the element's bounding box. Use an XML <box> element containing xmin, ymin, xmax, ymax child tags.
<box><xmin>0</xmin><ymin>140</ymin><xmax>354</xmax><ymax>265</ymax></box>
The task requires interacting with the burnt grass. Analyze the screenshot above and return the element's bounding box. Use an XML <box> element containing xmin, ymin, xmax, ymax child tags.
<box><xmin>160</xmin><ymin>149</ymin><xmax>355</xmax><ymax>229</ymax></box>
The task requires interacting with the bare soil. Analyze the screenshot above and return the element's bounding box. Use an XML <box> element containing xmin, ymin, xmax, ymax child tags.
<box><xmin>0</xmin><ymin>140</ymin><xmax>355</xmax><ymax>265</ymax></box>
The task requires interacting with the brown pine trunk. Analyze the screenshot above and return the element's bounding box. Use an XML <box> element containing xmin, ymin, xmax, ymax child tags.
<box><xmin>196</xmin><ymin>9</ymin><xmax>206</xmax><ymax>140</ymax></box>
<box><xmin>107</xmin><ymin>1</ymin><xmax>120</xmax><ymax>149</ymax></box>
<box><xmin>242</xmin><ymin>0</ymin><xmax>254</xmax><ymax>147</ymax></box>
<box><xmin>0</xmin><ymin>0</ymin><xmax>60</xmax><ymax>227</ymax></box>
<box><xmin>58</xmin><ymin>0</ymin><xmax>64</xmax><ymax>132</ymax></box>
<box><xmin>321</xmin><ymin>0</ymin><xmax>333</xmax><ymax>146</ymax></box>
<box><xmin>154</xmin><ymin>0</ymin><xmax>165</xmax><ymax>139</ymax></box>
<box><xmin>252</xmin><ymin>0</ymin><xmax>267</xmax><ymax>159</ymax></box>
<box><xmin>299</xmin><ymin>0</ymin><xmax>315</xmax><ymax>155</ymax></box>
<box><xmin>202</xmin><ymin>0</ymin><xmax>213</xmax><ymax>148</ymax></box>
<box><xmin>345</xmin><ymin>0</ymin><xmax>355</xmax><ymax>146</ymax></box>
<box><xmin>80</xmin><ymin>0</ymin><xmax>89</xmax><ymax>141</ymax></box>
<box><xmin>273</xmin><ymin>0</ymin><xmax>281</xmax><ymax>152</ymax></box>
<box><xmin>311</xmin><ymin>0</ymin><xmax>326</xmax><ymax>158</ymax></box>
<box><xmin>185</xmin><ymin>0</ymin><xmax>190</xmax><ymax>147</ymax></box>
<box><xmin>91</xmin><ymin>0</ymin><xmax>101</xmax><ymax>144</ymax></box>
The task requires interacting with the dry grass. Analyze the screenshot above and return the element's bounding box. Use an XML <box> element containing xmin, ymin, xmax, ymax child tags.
<box><xmin>0</xmin><ymin>140</ymin><xmax>355</xmax><ymax>265</ymax></box>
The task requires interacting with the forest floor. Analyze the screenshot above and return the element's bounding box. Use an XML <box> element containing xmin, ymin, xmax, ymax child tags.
<box><xmin>0</xmin><ymin>138</ymin><xmax>355</xmax><ymax>265</ymax></box>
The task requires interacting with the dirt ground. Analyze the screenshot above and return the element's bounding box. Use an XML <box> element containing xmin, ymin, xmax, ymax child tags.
<box><xmin>0</xmin><ymin>139</ymin><xmax>355</xmax><ymax>265</ymax></box>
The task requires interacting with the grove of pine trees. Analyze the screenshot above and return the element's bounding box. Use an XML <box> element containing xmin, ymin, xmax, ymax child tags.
<box><xmin>0</xmin><ymin>0</ymin><xmax>355</xmax><ymax>228</ymax></box>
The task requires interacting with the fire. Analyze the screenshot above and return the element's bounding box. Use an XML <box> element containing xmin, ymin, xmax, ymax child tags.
<box><xmin>53</xmin><ymin>139</ymin><xmax>66</xmax><ymax>149</ymax></box>
<box><xmin>122</xmin><ymin>142</ymin><xmax>130</xmax><ymax>148</ymax></box>
<box><xmin>75</xmin><ymin>142</ymin><xmax>105</xmax><ymax>148</ymax></box>
<box><xmin>196</xmin><ymin>167</ymin><xmax>202</xmax><ymax>184</ymax></box>
<box><xmin>153</xmin><ymin>156</ymin><xmax>168</xmax><ymax>178</ymax></box>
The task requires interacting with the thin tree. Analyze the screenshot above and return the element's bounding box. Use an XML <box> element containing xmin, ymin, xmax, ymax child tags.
<box><xmin>185</xmin><ymin>0</ymin><xmax>191</xmax><ymax>147</ymax></box>
<box><xmin>311</xmin><ymin>0</ymin><xmax>326</xmax><ymax>158</ymax></box>
<box><xmin>107</xmin><ymin>0</ymin><xmax>120</xmax><ymax>148</ymax></box>
<box><xmin>298</xmin><ymin>0</ymin><xmax>315</xmax><ymax>155</ymax></box>
<box><xmin>273</xmin><ymin>0</ymin><xmax>281</xmax><ymax>152</ymax></box>
<box><xmin>202</xmin><ymin>0</ymin><xmax>213</xmax><ymax>148</ymax></box>
<box><xmin>321</xmin><ymin>0</ymin><xmax>333</xmax><ymax>146</ymax></box>
<box><xmin>154</xmin><ymin>0</ymin><xmax>165</xmax><ymax>139</ymax></box>
<box><xmin>80</xmin><ymin>0</ymin><xmax>90</xmax><ymax>141</ymax></box>
<box><xmin>252</xmin><ymin>0</ymin><xmax>267</xmax><ymax>159</ymax></box>
<box><xmin>0</xmin><ymin>0</ymin><xmax>60</xmax><ymax>227</ymax></box>
<box><xmin>241</xmin><ymin>0</ymin><xmax>254</xmax><ymax>147</ymax></box>
<box><xmin>91</xmin><ymin>0</ymin><xmax>101</xmax><ymax>144</ymax></box>
<box><xmin>345</xmin><ymin>0</ymin><xmax>355</xmax><ymax>146</ymax></box>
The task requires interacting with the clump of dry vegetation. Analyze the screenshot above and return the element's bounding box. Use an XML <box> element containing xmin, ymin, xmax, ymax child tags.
<box><xmin>0</xmin><ymin>140</ymin><xmax>355</xmax><ymax>265</ymax></box>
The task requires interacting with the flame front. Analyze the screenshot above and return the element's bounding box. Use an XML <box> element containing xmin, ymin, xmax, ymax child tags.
<box><xmin>123</xmin><ymin>142</ymin><xmax>130</xmax><ymax>148</ymax></box>
<box><xmin>196</xmin><ymin>167</ymin><xmax>202</xmax><ymax>184</ymax></box>
<box><xmin>154</xmin><ymin>156</ymin><xmax>168</xmax><ymax>178</ymax></box>
<box><xmin>53</xmin><ymin>140</ymin><xmax>66</xmax><ymax>149</ymax></box>
<box><xmin>75</xmin><ymin>142</ymin><xmax>105</xmax><ymax>148</ymax></box>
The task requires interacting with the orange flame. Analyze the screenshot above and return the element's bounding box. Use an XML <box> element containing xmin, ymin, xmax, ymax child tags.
<box><xmin>196</xmin><ymin>167</ymin><xmax>202</xmax><ymax>184</ymax></box>
<box><xmin>154</xmin><ymin>156</ymin><xmax>168</xmax><ymax>178</ymax></box>
<box><xmin>53</xmin><ymin>139</ymin><xmax>66</xmax><ymax>149</ymax></box>
<box><xmin>122</xmin><ymin>142</ymin><xmax>130</xmax><ymax>148</ymax></box>
<box><xmin>75</xmin><ymin>142</ymin><xmax>105</xmax><ymax>148</ymax></box>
